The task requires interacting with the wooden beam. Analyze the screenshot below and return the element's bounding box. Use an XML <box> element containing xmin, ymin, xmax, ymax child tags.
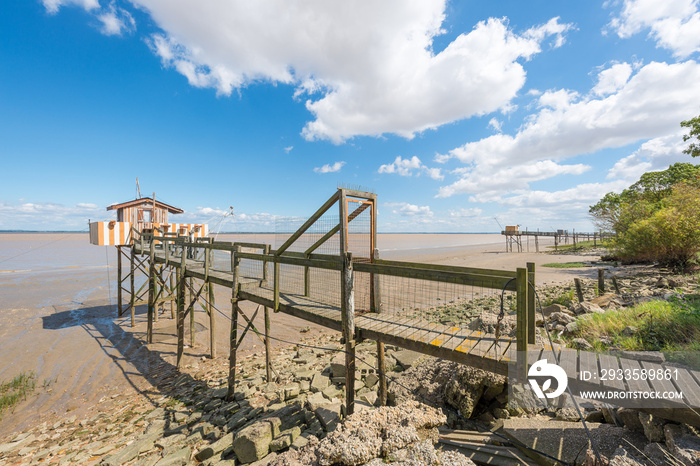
<box><xmin>176</xmin><ymin>243</ymin><xmax>187</xmax><ymax>369</ymax></box>
<box><xmin>275</xmin><ymin>190</ymin><xmax>340</xmax><ymax>256</ymax></box>
<box><xmin>147</xmin><ymin>237</ymin><xmax>155</xmax><ymax>343</ymax></box>
<box><xmin>354</xmin><ymin>262</ymin><xmax>517</xmax><ymax>291</ymax></box>
<box><xmin>342</xmin><ymin>252</ymin><xmax>356</xmax><ymax>416</ymax></box>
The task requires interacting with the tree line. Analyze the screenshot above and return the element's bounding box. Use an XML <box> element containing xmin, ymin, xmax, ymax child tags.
<box><xmin>589</xmin><ymin>115</ymin><xmax>700</xmax><ymax>269</ymax></box>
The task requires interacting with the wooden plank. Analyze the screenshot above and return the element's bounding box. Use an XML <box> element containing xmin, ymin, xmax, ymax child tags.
<box><xmin>598</xmin><ymin>353</ymin><xmax>625</xmax><ymax>391</ymax></box>
<box><xmin>374</xmin><ymin>258</ymin><xmax>516</xmax><ymax>279</ymax></box>
<box><xmin>558</xmin><ymin>349</ymin><xmax>578</xmax><ymax>380</ymax></box>
<box><xmin>578</xmin><ymin>350</ymin><xmax>600</xmax><ymax>386</ymax></box>
<box><xmin>618</xmin><ymin>358</ymin><xmax>651</xmax><ymax>393</ymax></box>
<box><xmin>640</xmin><ymin>361</ymin><xmax>678</xmax><ymax>394</ymax></box>
<box><xmin>668</xmin><ymin>367</ymin><xmax>700</xmax><ymax>408</ymax></box>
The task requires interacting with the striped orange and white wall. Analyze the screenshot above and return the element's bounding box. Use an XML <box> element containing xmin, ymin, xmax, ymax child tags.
<box><xmin>89</xmin><ymin>221</ymin><xmax>132</xmax><ymax>246</ymax></box>
<box><xmin>89</xmin><ymin>222</ymin><xmax>209</xmax><ymax>246</ymax></box>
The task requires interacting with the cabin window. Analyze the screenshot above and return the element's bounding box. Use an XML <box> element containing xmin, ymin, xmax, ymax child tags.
<box><xmin>142</xmin><ymin>209</ymin><xmax>152</xmax><ymax>222</ymax></box>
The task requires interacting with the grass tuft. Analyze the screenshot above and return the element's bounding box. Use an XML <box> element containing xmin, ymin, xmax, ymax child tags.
<box><xmin>567</xmin><ymin>297</ymin><xmax>700</xmax><ymax>365</ymax></box>
<box><xmin>542</xmin><ymin>262</ymin><xmax>590</xmax><ymax>268</ymax></box>
<box><xmin>0</xmin><ymin>371</ymin><xmax>37</xmax><ymax>419</ymax></box>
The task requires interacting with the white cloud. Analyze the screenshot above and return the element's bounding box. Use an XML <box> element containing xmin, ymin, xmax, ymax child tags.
<box><xmin>592</xmin><ymin>62</ymin><xmax>633</xmax><ymax>96</ymax></box>
<box><xmin>378</xmin><ymin>156</ymin><xmax>443</xmax><ymax>180</ymax></box>
<box><xmin>97</xmin><ymin>3</ymin><xmax>135</xmax><ymax>36</ymax></box>
<box><xmin>437</xmin><ymin>160</ymin><xmax>590</xmax><ymax>198</ymax></box>
<box><xmin>54</xmin><ymin>1</ymin><xmax>570</xmax><ymax>142</ymax></box>
<box><xmin>488</xmin><ymin>118</ymin><xmax>502</xmax><ymax>132</ymax></box>
<box><xmin>438</xmin><ymin>61</ymin><xmax>700</xmax><ymax>175</ymax></box>
<box><xmin>449</xmin><ymin>207</ymin><xmax>483</xmax><ymax>217</ymax></box>
<box><xmin>607</xmin><ymin>129</ymin><xmax>690</xmax><ymax>181</ymax></box>
<box><xmin>313</xmin><ymin>161</ymin><xmax>346</xmax><ymax>173</ymax></box>
<box><xmin>284</xmin><ymin>146</ymin><xmax>293</xmax><ymax>154</ymax></box>
<box><xmin>0</xmin><ymin>201</ymin><xmax>105</xmax><ymax>230</ymax></box>
<box><xmin>385</xmin><ymin>202</ymin><xmax>433</xmax><ymax>217</ymax></box>
<box><xmin>610</xmin><ymin>0</ymin><xmax>700</xmax><ymax>57</ymax></box>
<box><xmin>42</xmin><ymin>0</ymin><xmax>99</xmax><ymax>14</ymax></box>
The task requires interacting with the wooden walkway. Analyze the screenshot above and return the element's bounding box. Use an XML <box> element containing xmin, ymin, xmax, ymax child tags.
<box><xmin>139</xmin><ymin>242</ymin><xmax>700</xmax><ymax>427</ymax></box>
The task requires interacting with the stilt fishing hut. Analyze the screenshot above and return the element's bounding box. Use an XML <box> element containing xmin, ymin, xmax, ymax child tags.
<box><xmin>88</xmin><ymin>193</ymin><xmax>208</xmax><ymax>330</ymax></box>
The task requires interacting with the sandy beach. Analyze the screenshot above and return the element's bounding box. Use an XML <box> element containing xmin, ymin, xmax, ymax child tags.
<box><xmin>0</xmin><ymin>232</ymin><xmax>605</xmax><ymax>439</ymax></box>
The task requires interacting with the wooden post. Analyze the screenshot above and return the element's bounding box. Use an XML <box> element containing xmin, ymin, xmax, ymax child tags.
<box><xmin>574</xmin><ymin>278</ymin><xmax>584</xmax><ymax>303</ymax></box>
<box><xmin>170</xmin><ymin>269</ymin><xmax>175</xmax><ymax>319</ymax></box>
<box><xmin>117</xmin><ymin>246</ymin><xmax>123</xmax><ymax>316</ymax></box>
<box><xmin>176</xmin><ymin>241</ymin><xmax>187</xmax><ymax>369</ymax></box>
<box><xmin>535</xmin><ymin>235</ymin><xmax>539</xmax><ymax>253</ymax></box>
<box><xmin>147</xmin><ymin>235</ymin><xmax>155</xmax><ymax>344</ymax></box>
<box><xmin>593</xmin><ymin>232</ymin><xmax>597</xmax><ymax>247</ymax></box>
<box><xmin>189</xmin><ymin>277</ymin><xmax>195</xmax><ymax>348</ymax></box>
<box><xmin>262</xmin><ymin>244</ymin><xmax>270</xmax><ymax>286</ymax></box>
<box><xmin>304</xmin><ymin>264</ymin><xmax>310</xmax><ymax>297</ymax></box>
<box><xmin>264</xmin><ymin>306</ymin><xmax>272</xmax><ymax>382</ymax></box>
<box><xmin>130</xmin><ymin>246</ymin><xmax>136</xmax><ymax>327</ymax></box>
<box><xmin>273</xmin><ymin>262</ymin><xmax>280</xmax><ymax>312</ymax></box>
<box><xmin>516</xmin><ymin>267</ymin><xmax>529</xmax><ymax>382</ymax></box>
<box><xmin>598</xmin><ymin>268</ymin><xmax>605</xmax><ymax>295</ymax></box>
<box><xmin>612</xmin><ymin>275</ymin><xmax>621</xmax><ymax>294</ymax></box>
<box><xmin>228</xmin><ymin>245</ymin><xmax>241</xmax><ymax>400</ymax></box>
<box><xmin>527</xmin><ymin>262</ymin><xmax>536</xmax><ymax>344</ymax></box>
<box><xmin>209</xmin><ymin>281</ymin><xmax>216</xmax><ymax>359</ymax></box>
<box><xmin>342</xmin><ymin>252</ymin><xmax>356</xmax><ymax>416</ymax></box>
<box><xmin>554</xmin><ymin>235</ymin><xmax>558</xmax><ymax>251</ymax></box>
<box><xmin>373</xmin><ymin>248</ymin><xmax>387</xmax><ymax>406</ymax></box>
<box><xmin>154</xmin><ymin>265</ymin><xmax>161</xmax><ymax>323</ymax></box>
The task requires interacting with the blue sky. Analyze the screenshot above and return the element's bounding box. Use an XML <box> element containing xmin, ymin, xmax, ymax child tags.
<box><xmin>1</xmin><ymin>0</ymin><xmax>699</xmax><ymax>232</ymax></box>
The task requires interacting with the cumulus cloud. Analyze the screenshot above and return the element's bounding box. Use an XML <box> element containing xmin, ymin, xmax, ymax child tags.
<box><xmin>313</xmin><ymin>161</ymin><xmax>345</xmax><ymax>173</ymax></box>
<box><xmin>607</xmin><ymin>129</ymin><xmax>690</xmax><ymax>181</ymax></box>
<box><xmin>449</xmin><ymin>207</ymin><xmax>483</xmax><ymax>218</ymax></box>
<box><xmin>436</xmin><ymin>61</ymin><xmax>700</xmax><ymax>196</ymax></box>
<box><xmin>609</xmin><ymin>0</ymin><xmax>700</xmax><ymax>57</ymax></box>
<box><xmin>378</xmin><ymin>156</ymin><xmax>443</xmax><ymax>180</ymax></box>
<box><xmin>50</xmin><ymin>1</ymin><xmax>569</xmax><ymax>142</ymax></box>
<box><xmin>592</xmin><ymin>62</ymin><xmax>633</xmax><ymax>96</ymax></box>
<box><xmin>0</xmin><ymin>201</ymin><xmax>105</xmax><ymax>230</ymax></box>
<box><xmin>385</xmin><ymin>202</ymin><xmax>433</xmax><ymax>217</ymax></box>
<box><xmin>437</xmin><ymin>160</ymin><xmax>590</xmax><ymax>198</ymax></box>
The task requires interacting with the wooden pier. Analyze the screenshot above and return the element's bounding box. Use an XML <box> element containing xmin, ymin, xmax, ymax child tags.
<box><xmin>501</xmin><ymin>228</ymin><xmax>609</xmax><ymax>253</ymax></box>
<box><xmin>111</xmin><ymin>189</ymin><xmax>700</xmax><ymax>427</ymax></box>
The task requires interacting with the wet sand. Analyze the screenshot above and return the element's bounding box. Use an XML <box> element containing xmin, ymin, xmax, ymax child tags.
<box><xmin>0</xmin><ymin>232</ymin><xmax>601</xmax><ymax>439</ymax></box>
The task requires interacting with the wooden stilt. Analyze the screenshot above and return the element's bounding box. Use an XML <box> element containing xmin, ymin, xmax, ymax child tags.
<box><xmin>209</xmin><ymin>281</ymin><xmax>216</xmax><ymax>359</ymax></box>
<box><xmin>598</xmin><ymin>268</ymin><xmax>605</xmax><ymax>295</ymax></box>
<box><xmin>117</xmin><ymin>246</ymin><xmax>123</xmax><ymax>316</ymax></box>
<box><xmin>130</xmin><ymin>246</ymin><xmax>136</xmax><ymax>327</ymax></box>
<box><xmin>612</xmin><ymin>275</ymin><xmax>621</xmax><ymax>294</ymax></box>
<box><xmin>170</xmin><ymin>268</ymin><xmax>176</xmax><ymax>319</ymax></box>
<box><xmin>147</xmin><ymin>236</ymin><xmax>155</xmax><ymax>343</ymax></box>
<box><xmin>264</xmin><ymin>306</ymin><xmax>272</xmax><ymax>382</ymax></box>
<box><xmin>176</xmin><ymin>242</ymin><xmax>187</xmax><ymax>369</ymax></box>
<box><xmin>189</xmin><ymin>277</ymin><xmax>195</xmax><ymax>348</ymax></box>
<box><xmin>228</xmin><ymin>244</ymin><xmax>241</xmax><ymax>400</ymax></box>
<box><xmin>342</xmin><ymin>252</ymin><xmax>356</xmax><ymax>416</ymax></box>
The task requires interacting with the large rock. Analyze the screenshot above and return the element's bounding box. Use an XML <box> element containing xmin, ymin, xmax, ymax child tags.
<box><xmin>392</xmin><ymin>350</ymin><xmax>423</xmax><ymax>370</ymax></box>
<box><xmin>310</xmin><ymin>373</ymin><xmax>330</xmax><ymax>393</ymax></box>
<box><xmin>444</xmin><ymin>366</ymin><xmax>505</xmax><ymax>419</ymax></box>
<box><xmin>233</xmin><ymin>421</ymin><xmax>274</xmax><ymax>464</ymax></box>
<box><xmin>267</xmin><ymin>401</ymin><xmax>473</xmax><ymax>466</ymax></box>
<box><xmin>574</xmin><ymin>302</ymin><xmax>605</xmax><ymax>315</ymax></box>
<box><xmin>638</xmin><ymin>412</ymin><xmax>666</xmax><ymax>443</ymax></box>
